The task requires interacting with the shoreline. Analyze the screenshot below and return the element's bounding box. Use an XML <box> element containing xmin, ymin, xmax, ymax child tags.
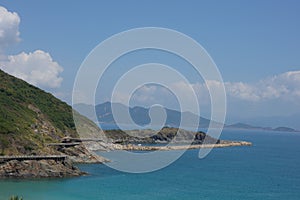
<box><xmin>0</xmin><ymin>158</ymin><xmax>85</xmax><ymax>179</ymax></box>
<box><xmin>112</xmin><ymin>141</ymin><xmax>252</xmax><ymax>151</ymax></box>
<box><xmin>0</xmin><ymin>141</ymin><xmax>251</xmax><ymax>178</ymax></box>
<box><xmin>0</xmin><ymin>144</ymin><xmax>107</xmax><ymax>179</ymax></box>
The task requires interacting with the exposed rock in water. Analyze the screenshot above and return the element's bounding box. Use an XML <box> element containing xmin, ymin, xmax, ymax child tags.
<box><xmin>0</xmin><ymin>158</ymin><xmax>85</xmax><ymax>178</ymax></box>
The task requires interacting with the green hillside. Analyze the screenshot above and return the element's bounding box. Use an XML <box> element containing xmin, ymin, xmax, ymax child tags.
<box><xmin>0</xmin><ymin>69</ymin><xmax>91</xmax><ymax>155</ymax></box>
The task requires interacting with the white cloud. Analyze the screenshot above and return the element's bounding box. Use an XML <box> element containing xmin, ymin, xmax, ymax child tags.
<box><xmin>0</xmin><ymin>6</ymin><xmax>64</xmax><ymax>89</ymax></box>
<box><xmin>225</xmin><ymin>82</ymin><xmax>260</xmax><ymax>101</ymax></box>
<box><xmin>110</xmin><ymin>82</ymin><xmax>210</xmax><ymax>113</ymax></box>
<box><xmin>132</xmin><ymin>85</ymin><xmax>170</xmax><ymax>103</ymax></box>
<box><xmin>111</xmin><ymin>70</ymin><xmax>300</xmax><ymax>111</ymax></box>
<box><xmin>0</xmin><ymin>50</ymin><xmax>63</xmax><ymax>88</ymax></box>
<box><xmin>0</xmin><ymin>6</ymin><xmax>21</xmax><ymax>52</ymax></box>
<box><xmin>112</xmin><ymin>85</ymin><xmax>168</xmax><ymax>106</ymax></box>
<box><xmin>226</xmin><ymin>70</ymin><xmax>300</xmax><ymax>102</ymax></box>
<box><xmin>168</xmin><ymin>81</ymin><xmax>210</xmax><ymax>105</ymax></box>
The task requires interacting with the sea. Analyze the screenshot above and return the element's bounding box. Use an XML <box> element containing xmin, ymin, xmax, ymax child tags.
<box><xmin>0</xmin><ymin>129</ymin><xmax>300</xmax><ymax>200</ymax></box>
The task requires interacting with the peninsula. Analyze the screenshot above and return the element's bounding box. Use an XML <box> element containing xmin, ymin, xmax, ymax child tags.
<box><xmin>98</xmin><ymin>127</ymin><xmax>252</xmax><ymax>151</ymax></box>
<box><xmin>0</xmin><ymin>69</ymin><xmax>251</xmax><ymax>178</ymax></box>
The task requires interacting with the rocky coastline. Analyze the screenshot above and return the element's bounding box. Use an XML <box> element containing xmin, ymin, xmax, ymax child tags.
<box><xmin>0</xmin><ymin>143</ymin><xmax>108</xmax><ymax>179</ymax></box>
<box><xmin>0</xmin><ymin>158</ymin><xmax>85</xmax><ymax>178</ymax></box>
<box><xmin>0</xmin><ymin>70</ymin><xmax>253</xmax><ymax>179</ymax></box>
<box><xmin>113</xmin><ymin>141</ymin><xmax>252</xmax><ymax>151</ymax></box>
<box><xmin>0</xmin><ymin>127</ymin><xmax>253</xmax><ymax>178</ymax></box>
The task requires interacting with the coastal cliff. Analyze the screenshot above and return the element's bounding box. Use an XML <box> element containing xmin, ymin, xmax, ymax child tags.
<box><xmin>0</xmin><ymin>158</ymin><xmax>84</xmax><ymax>178</ymax></box>
<box><xmin>0</xmin><ymin>69</ymin><xmax>108</xmax><ymax>178</ymax></box>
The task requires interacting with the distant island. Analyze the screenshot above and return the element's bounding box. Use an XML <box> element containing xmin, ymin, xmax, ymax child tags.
<box><xmin>226</xmin><ymin>123</ymin><xmax>298</xmax><ymax>132</ymax></box>
<box><xmin>0</xmin><ymin>69</ymin><xmax>251</xmax><ymax>178</ymax></box>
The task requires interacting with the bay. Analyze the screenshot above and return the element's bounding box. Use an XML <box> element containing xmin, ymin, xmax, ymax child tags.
<box><xmin>0</xmin><ymin>130</ymin><xmax>300</xmax><ymax>200</ymax></box>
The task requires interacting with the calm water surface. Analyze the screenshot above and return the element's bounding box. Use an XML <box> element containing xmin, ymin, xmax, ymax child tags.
<box><xmin>0</xmin><ymin>130</ymin><xmax>300</xmax><ymax>200</ymax></box>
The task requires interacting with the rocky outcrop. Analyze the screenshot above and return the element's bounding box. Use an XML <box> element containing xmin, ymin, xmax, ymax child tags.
<box><xmin>104</xmin><ymin>127</ymin><xmax>220</xmax><ymax>145</ymax></box>
<box><xmin>58</xmin><ymin>144</ymin><xmax>109</xmax><ymax>163</ymax></box>
<box><xmin>0</xmin><ymin>158</ymin><xmax>85</xmax><ymax>178</ymax></box>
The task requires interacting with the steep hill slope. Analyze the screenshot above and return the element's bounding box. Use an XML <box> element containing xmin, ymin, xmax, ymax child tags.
<box><xmin>0</xmin><ymin>69</ymin><xmax>102</xmax><ymax>156</ymax></box>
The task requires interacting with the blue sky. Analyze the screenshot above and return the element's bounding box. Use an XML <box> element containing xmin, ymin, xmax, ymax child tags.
<box><xmin>0</xmin><ymin>1</ymin><xmax>300</xmax><ymax>128</ymax></box>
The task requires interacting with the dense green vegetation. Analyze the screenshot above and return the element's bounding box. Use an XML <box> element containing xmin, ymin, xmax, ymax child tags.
<box><xmin>0</xmin><ymin>69</ymin><xmax>78</xmax><ymax>155</ymax></box>
<box><xmin>0</xmin><ymin>70</ymin><xmax>75</xmax><ymax>132</ymax></box>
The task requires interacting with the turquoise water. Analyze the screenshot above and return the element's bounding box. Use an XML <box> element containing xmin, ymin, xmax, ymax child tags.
<box><xmin>1</xmin><ymin>130</ymin><xmax>300</xmax><ymax>200</ymax></box>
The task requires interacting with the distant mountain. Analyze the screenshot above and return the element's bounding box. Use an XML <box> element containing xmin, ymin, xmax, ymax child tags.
<box><xmin>74</xmin><ymin>103</ymin><xmax>298</xmax><ymax>132</ymax></box>
<box><xmin>240</xmin><ymin>114</ymin><xmax>300</xmax><ymax>130</ymax></box>
<box><xmin>273</xmin><ymin>127</ymin><xmax>297</xmax><ymax>132</ymax></box>
<box><xmin>225</xmin><ymin>123</ymin><xmax>270</xmax><ymax>130</ymax></box>
<box><xmin>74</xmin><ymin>102</ymin><xmax>223</xmax><ymax>129</ymax></box>
<box><xmin>225</xmin><ymin>123</ymin><xmax>298</xmax><ymax>132</ymax></box>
